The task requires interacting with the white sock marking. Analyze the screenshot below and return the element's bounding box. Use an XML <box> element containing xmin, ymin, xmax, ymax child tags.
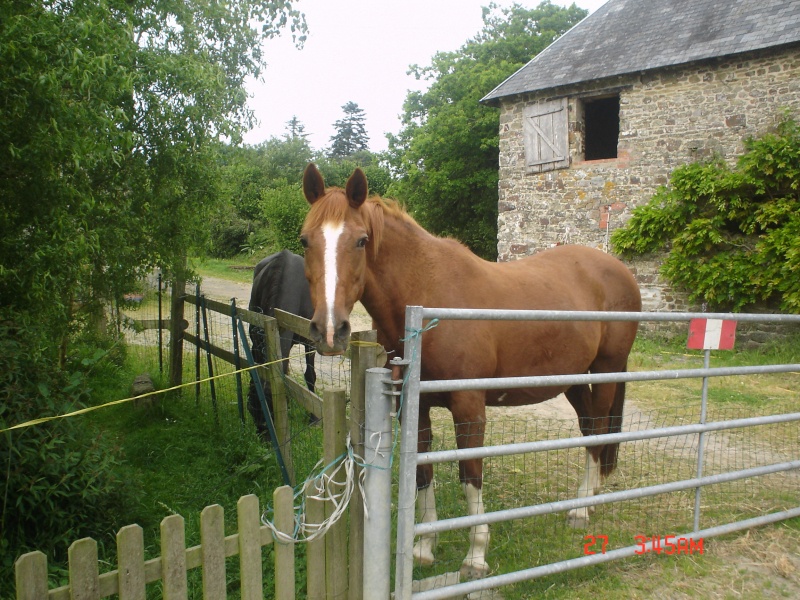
<box><xmin>569</xmin><ymin>450</ymin><xmax>601</xmax><ymax>525</ymax></box>
<box><xmin>463</xmin><ymin>483</ymin><xmax>489</xmax><ymax>574</ymax></box>
<box><xmin>322</xmin><ymin>222</ymin><xmax>344</xmax><ymax>347</ymax></box>
<box><xmin>414</xmin><ymin>483</ymin><xmax>438</xmax><ymax>565</ymax></box>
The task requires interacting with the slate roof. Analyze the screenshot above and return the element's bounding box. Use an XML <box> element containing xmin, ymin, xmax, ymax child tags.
<box><xmin>482</xmin><ymin>0</ymin><xmax>800</xmax><ymax>104</ymax></box>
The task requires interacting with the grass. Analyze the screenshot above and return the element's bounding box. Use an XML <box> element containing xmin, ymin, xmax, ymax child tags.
<box><xmin>68</xmin><ymin>345</ymin><xmax>296</xmax><ymax>598</ymax></box>
<box><xmin>191</xmin><ymin>254</ymin><xmax>260</xmax><ymax>284</ymax></box>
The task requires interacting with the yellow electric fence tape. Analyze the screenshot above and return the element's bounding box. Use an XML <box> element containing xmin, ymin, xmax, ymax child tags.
<box><xmin>1</xmin><ymin>355</ymin><xmax>289</xmax><ymax>434</ymax></box>
<box><xmin>1</xmin><ymin>339</ymin><xmax>386</xmax><ymax>434</ymax></box>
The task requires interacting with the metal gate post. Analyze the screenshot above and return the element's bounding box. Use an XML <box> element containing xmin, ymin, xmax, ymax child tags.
<box><xmin>395</xmin><ymin>305</ymin><xmax>425</xmax><ymax>600</ymax></box>
<box><xmin>694</xmin><ymin>348</ymin><xmax>711</xmax><ymax>531</ymax></box>
<box><xmin>363</xmin><ymin>367</ymin><xmax>393</xmax><ymax>600</ymax></box>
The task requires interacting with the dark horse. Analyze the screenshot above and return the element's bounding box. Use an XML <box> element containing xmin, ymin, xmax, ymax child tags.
<box><xmin>299</xmin><ymin>164</ymin><xmax>641</xmax><ymax>578</ymax></box>
<box><xmin>247</xmin><ymin>249</ymin><xmax>316</xmax><ymax>440</ymax></box>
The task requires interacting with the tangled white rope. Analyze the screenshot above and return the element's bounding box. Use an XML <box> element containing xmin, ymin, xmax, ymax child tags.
<box><xmin>261</xmin><ymin>433</ymin><xmax>368</xmax><ymax>544</ymax></box>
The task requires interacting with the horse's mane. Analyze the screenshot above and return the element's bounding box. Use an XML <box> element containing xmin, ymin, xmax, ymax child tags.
<box><xmin>303</xmin><ymin>188</ymin><xmax>419</xmax><ymax>259</ymax></box>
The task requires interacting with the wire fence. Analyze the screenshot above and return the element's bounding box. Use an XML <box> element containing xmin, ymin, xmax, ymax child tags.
<box><xmin>112</xmin><ymin>273</ymin><xmax>357</xmax><ymax>488</ymax></box>
<box><xmin>411</xmin><ymin>395</ymin><xmax>800</xmax><ymax>595</ymax></box>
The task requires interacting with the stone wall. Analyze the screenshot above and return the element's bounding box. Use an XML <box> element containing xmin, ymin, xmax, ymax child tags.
<box><xmin>496</xmin><ymin>44</ymin><xmax>800</xmax><ymax>314</ymax></box>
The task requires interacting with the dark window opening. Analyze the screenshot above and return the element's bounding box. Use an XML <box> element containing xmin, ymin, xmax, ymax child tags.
<box><xmin>584</xmin><ymin>96</ymin><xmax>619</xmax><ymax>160</ymax></box>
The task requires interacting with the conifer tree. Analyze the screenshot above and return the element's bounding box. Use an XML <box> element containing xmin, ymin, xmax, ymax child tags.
<box><xmin>329</xmin><ymin>101</ymin><xmax>370</xmax><ymax>157</ymax></box>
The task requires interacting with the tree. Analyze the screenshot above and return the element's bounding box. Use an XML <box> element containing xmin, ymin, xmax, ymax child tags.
<box><xmin>1</xmin><ymin>0</ymin><xmax>306</xmax><ymax>343</ymax></box>
<box><xmin>612</xmin><ymin>115</ymin><xmax>800</xmax><ymax>312</ymax></box>
<box><xmin>329</xmin><ymin>101</ymin><xmax>370</xmax><ymax>157</ymax></box>
<box><xmin>387</xmin><ymin>1</ymin><xmax>587</xmax><ymax>259</ymax></box>
<box><xmin>0</xmin><ymin>0</ymin><xmax>305</xmax><ymax>581</ymax></box>
<box><xmin>212</xmin><ymin>135</ymin><xmax>316</xmax><ymax>257</ymax></box>
<box><xmin>286</xmin><ymin>115</ymin><xmax>309</xmax><ymax>140</ymax></box>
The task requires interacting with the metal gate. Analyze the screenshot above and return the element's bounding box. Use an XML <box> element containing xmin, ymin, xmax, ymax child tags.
<box><xmin>363</xmin><ymin>307</ymin><xmax>800</xmax><ymax>600</ymax></box>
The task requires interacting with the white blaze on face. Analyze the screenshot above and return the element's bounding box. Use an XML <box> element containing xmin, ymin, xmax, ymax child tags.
<box><xmin>322</xmin><ymin>221</ymin><xmax>345</xmax><ymax>347</ymax></box>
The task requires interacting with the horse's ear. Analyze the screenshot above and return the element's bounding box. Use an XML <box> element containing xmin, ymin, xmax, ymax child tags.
<box><xmin>303</xmin><ymin>163</ymin><xmax>326</xmax><ymax>204</ymax></box>
<box><xmin>345</xmin><ymin>168</ymin><xmax>368</xmax><ymax>208</ymax></box>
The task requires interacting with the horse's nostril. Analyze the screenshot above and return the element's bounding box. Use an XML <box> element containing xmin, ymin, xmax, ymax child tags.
<box><xmin>337</xmin><ymin>320</ymin><xmax>351</xmax><ymax>339</ymax></box>
<box><xmin>308</xmin><ymin>321</ymin><xmax>323</xmax><ymax>343</ymax></box>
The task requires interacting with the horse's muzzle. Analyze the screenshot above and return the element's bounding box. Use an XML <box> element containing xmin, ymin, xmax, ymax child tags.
<box><xmin>309</xmin><ymin>317</ymin><xmax>351</xmax><ymax>356</ymax></box>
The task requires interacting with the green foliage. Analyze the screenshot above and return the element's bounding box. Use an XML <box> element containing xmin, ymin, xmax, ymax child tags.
<box><xmin>213</xmin><ymin>140</ymin><xmax>394</xmax><ymax>257</ymax></box>
<box><xmin>261</xmin><ymin>184</ymin><xmax>309</xmax><ymax>254</ymax></box>
<box><xmin>387</xmin><ymin>1</ymin><xmax>587</xmax><ymax>260</ymax></box>
<box><xmin>612</xmin><ymin>116</ymin><xmax>800</xmax><ymax>312</ymax></box>
<box><xmin>315</xmin><ymin>153</ymin><xmax>393</xmax><ymax>197</ymax></box>
<box><xmin>0</xmin><ymin>1</ymin><xmax>305</xmax><ymax>587</ymax></box>
<box><xmin>0</xmin><ymin>323</ymin><xmax>127</xmax><ymax>591</ymax></box>
<box><xmin>208</xmin><ymin>214</ymin><xmax>258</xmax><ymax>258</ymax></box>
<box><xmin>240</xmin><ymin>229</ymin><xmax>275</xmax><ymax>257</ymax></box>
<box><xmin>1</xmin><ymin>0</ymin><xmax>306</xmax><ymax>334</ymax></box>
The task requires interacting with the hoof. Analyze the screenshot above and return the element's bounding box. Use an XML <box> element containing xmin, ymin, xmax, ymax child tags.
<box><xmin>413</xmin><ymin>546</ymin><xmax>435</xmax><ymax>567</ymax></box>
<box><xmin>460</xmin><ymin>559</ymin><xmax>490</xmax><ymax>580</ymax></box>
<box><xmin>566</xmin><ymin>509</ymin><xmax>590</xmax><ymax>529</ymax></box>
<box><xmin>567</xmin><ymin>514</ymin><xmax>589</xmax><ymax>528</ymax></box>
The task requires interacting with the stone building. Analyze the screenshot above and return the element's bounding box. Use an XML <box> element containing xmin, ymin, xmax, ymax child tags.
<box><xmin>481</xmin><ymin>0</ymin><xmax>800</xmax><ymax>312</ymax></box>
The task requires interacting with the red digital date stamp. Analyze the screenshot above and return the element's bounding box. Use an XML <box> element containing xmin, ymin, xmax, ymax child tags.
<box><xmin>583</xmin><ymin>534</ymin><xmax>704</xmax><ymax>555</ymax></box>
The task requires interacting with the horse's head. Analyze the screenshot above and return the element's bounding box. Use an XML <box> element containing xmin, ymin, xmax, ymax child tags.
<box><xmin>300</xmin><ymin>163</ymin><xmax>370</xmax><ymax>355</ymax></box>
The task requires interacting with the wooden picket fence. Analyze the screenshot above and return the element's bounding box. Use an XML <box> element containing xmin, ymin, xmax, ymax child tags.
<box><xmin>14</xmin><ymin>388</ymin><xmax>355</xmax><ymax>599</ymax></box>
<box><xmin>16</xmin><ymin>489</ymin><xmax>304</xmax><ymax>599</ymax></box>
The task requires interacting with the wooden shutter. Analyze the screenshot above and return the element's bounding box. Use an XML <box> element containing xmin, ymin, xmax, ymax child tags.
<box><xmin>523</xmin><ymin>99</ymin><xmax>569</xmax><ymax>173</ymax></box>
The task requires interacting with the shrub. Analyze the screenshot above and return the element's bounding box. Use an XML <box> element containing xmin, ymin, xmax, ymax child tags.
<box><xmin>0</xmin><ymin>321</ymin><xmax>127</xmax><ymax>594</ymax></box>
<box><xmin>261</xmin><ymin>184</ymin><xmax>308</xmax><ymax>254</ymax></box>
<box><xmin>208</xmin><ymin>214</ymin><xmax>257</xmax><ymax>258</ymax></box>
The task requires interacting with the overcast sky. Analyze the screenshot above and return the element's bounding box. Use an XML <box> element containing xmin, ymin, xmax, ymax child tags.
<box><xmin>243</xmin><ymin>0</ymin><xmax>608</xmax><ymax>152</ymax></box>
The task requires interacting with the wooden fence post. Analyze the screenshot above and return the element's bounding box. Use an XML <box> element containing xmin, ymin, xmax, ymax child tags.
<box><xmin>117</xmin><ymin>525</ymin><xmax>146</xmax><ymax>600</ymax></box>
<box><xmin>200</xmin><ymin>505</ymin><xmax>226</xmax><ymax>600</ymax></box>
<box><xmin>238</xmin><ymin>495</ymin><xmax>262</xmax><ymax>600</ymax></box>
<box><xmin>323</xmin><ymin>388</ymin><xmax>348</xmax><ymax>599</ymax></box>
<box><xmin>14</xmin><ymin>551</ymin><xmax>48</xmax><ymax>600</ymax></box>
<box><xmin>68</xmin><ymin>538</ymin><xmax>100</xmax><ymax>599</ymax></box>
<box><xmin>305</xmin><ymin>478</ymin><xmax>326</xmax><ymax>599</ymax></box>
<box><xmin>274</xmin><ymin>485</ymin><xmax>295</xmax><ymax>600</ymax></box>
<box><xmin>161</xmin><ymin>515</ymin><xmax>187</xmax><ymax>600</ymax></box>
<box><xmin>348</xmin><ymin>330</ymin><xmax>380</xmax><ymax>600</ymax></box>
<box><xmin>264</xmin><ymin>316</ymin><xmax>295</xmax><ymax>485</ymax></box>
<box><xmin>168</xmin><ymin>270</ymin><xmax>186</xmax><ymax>388</ymax></box>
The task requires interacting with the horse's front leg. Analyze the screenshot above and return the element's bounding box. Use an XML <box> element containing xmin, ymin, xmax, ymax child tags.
<box><xmin>452</xmin><ymin>391</ymin><xmax>490</xmax><ymax>580</ymax></box>
<box><xmin>413</xmin><ymin>405</ymin><xmax>438</xmax><ymax>566</ymax></box>
<box><xmin>565</xmin><ymin>381</ymin><xmax>622</xmax><ymax>528</ymax></box>
<box><xmin>302</xmin><ymin>341</ymin><xmax>316</xmax><ymax>391</ymax></box>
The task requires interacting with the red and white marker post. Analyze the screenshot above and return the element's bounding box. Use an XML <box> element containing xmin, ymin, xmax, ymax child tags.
<box><xmin>686</xmin><ymin>317</ymin><xmax>738</xmax><ymax>532</ymax></box>
<box><xmin>687</xmin><ymin>318</ymin><xmax>737</xmax><ymax>350</ymax></box>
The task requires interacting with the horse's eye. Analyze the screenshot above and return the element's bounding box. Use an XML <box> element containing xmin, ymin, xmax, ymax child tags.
<box><xmin>300</xmin><ymin>236</ymin><xmax>309</xmax><ymax>248</ymax></box>
<box><xmin>356</xmin><ymin>236</ymin><xmax>368</xmax><ymax>249</ymax></box>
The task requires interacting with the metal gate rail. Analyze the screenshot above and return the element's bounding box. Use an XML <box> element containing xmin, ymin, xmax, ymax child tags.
<box><xmin>391</xmin><ymin>307</ymin><xmax>800</xmax><ymax>600</ymax></box>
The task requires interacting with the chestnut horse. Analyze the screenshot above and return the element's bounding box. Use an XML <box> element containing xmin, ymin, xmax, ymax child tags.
<box><xmin>300</xmin><ymin>164</ymin><xmax>641</xmax><ymax>578</ymax></box>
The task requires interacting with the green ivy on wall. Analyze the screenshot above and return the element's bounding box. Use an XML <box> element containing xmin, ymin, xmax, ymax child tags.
<box><xmin>612</xmin><ymin>114</ymin><xmax>800</xmax><ymax>312</ymax></box>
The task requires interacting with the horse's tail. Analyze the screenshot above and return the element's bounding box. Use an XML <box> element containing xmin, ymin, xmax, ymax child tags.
<box><xmin>600</xmin><ymin>375</ymin><xmax>626</xmax><ymax>477</ymax></box>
